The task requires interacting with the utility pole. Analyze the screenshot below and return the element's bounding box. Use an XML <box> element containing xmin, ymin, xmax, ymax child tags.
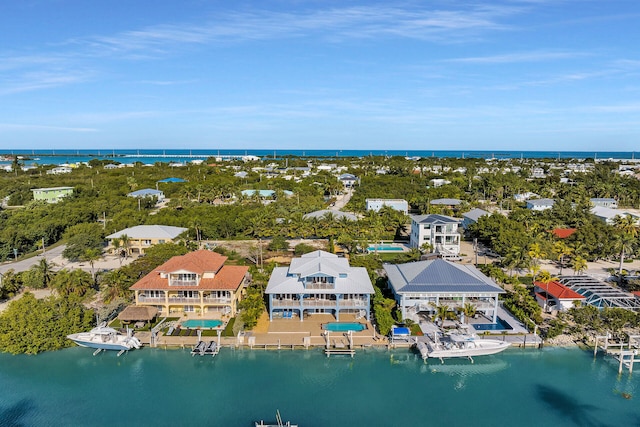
<box><xmin>42</xmin><ymin>237</ymin><xmax>46</xmax><ymax>255</ymax></box>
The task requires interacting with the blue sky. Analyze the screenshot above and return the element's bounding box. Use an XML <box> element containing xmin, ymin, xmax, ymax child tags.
<box><xmin>1</xmin><ymin>0</ymin><xmax>639</xmax><ymax>151</ymax></box>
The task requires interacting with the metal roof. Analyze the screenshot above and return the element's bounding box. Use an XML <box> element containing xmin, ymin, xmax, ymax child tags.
<box><xmin>384</xmin><ymin>259</ymin><xmax>504</xmax><ymax>294</ymax></box>
<box><xmin>411</xmin><ymin>214</ymin><xmax>459</xmax><ymax>225</ymax></box>
<box><xmin>265</xmin><ymin>251</ymin><xmax>374</xmax><ymax>295</ymax></box>
<box><xmin>106</xmin><ymin>225</ymin><xmax>187</xmax><ymax>240</ymax></box>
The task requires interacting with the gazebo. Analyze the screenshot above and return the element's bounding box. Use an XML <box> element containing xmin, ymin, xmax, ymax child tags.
<box><xmin>118</xmin><ymin>306</ymin><xmax>158</xmax><ymax>327</ymax></box>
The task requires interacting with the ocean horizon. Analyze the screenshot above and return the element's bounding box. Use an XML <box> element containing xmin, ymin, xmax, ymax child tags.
<box><xmin>1</xmin><ymin>148</ymin><xmax>639</xmax><ymax>166</ymax></box>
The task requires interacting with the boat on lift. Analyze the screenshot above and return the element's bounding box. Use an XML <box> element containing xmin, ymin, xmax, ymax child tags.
<box><xmin>67</xmin><ymin>322</ymin><xmax>141</xmax><ymax>354</ymax></box>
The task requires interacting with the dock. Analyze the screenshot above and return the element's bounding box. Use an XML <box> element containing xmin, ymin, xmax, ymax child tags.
<box><xmin>593</xmin><ymin>333</ymin><xmax>640</xmax><ymax>373</ymax></box>
<box><xmin>323</xmin><ymin>330</ymin><xmax>356</xmax><ymax>357</ymax></box>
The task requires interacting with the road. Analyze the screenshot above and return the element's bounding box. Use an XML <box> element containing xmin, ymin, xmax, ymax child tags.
<box><xmin>0</xmin><ymin>245</ymin><xmax>66</xmax><ymax>275</ymax></box>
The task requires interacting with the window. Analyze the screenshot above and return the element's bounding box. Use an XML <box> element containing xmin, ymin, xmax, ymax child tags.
<box><xmin>184</xmin><ymin>305</ymin><xmax>195</xmax><ymax>312</ymax></box>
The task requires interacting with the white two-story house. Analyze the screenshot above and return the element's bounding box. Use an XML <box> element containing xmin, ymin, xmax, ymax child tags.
<box><xmin>265</xmin><ymin>251</ymin><xmax>374</xmax><ymax>321</ymax></box>
<box><xmin>409</xmin><ymin>214</ymin><xmax>460</xmax><ymax>257</ymax></box>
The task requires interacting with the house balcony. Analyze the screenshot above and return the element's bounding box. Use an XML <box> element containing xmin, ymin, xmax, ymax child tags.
<box><xmin>338</xmin><ymin>299</ymin><xmax>368</xmax><ymax>307</ymax></box>
<box><xmin>168</xmin><ymin>297</ymin><xmax>201</xmax><ymax>304</ymax></box>
<box><xmin>138</xmin><ymin>296</ymin><xmax>166</xmax><ymax>303</ymax></box>
<box><xmin>203</xmin><ymin>297</ymin><xmax>232</xmax><ymax>304</ymax></box>
<box><xmin>169</xmin><ymin>280</ymin><xmax>198</xmax><ymax>287</ymax></box>
<box><xmin>304</xmin><ymin>283</ymin><xmax>335</xmax><ymax>290</ymax></box>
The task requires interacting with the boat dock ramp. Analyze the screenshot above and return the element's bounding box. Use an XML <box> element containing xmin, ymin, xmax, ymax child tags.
<box><xmin>593</xmin><ymin>333</ymin><xmax>640</xmax><ymax>373</ymax></box>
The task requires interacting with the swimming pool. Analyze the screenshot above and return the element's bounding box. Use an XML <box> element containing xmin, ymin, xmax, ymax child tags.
<box><xmin>367</xmin><ymin>245</ymin><xmax>404</xmax><ymax>252</ymax></box>
<box><xmin>472</xmin><ymin>317</ymin><xmax>513</xmax><ymax>331</ymax></box>
<box><xmin>181</xmin><ymin>319</ymin><xmax>224</xmax><ymax>329</ymax></box>
<box><xmin>392</xmin><ymin>327</ymin><xmax>410</xmax><ymax>336</ymax></box>
<box><xmin>323</xmin><ymin>322</ymin><xmax>367</xmax><ymax>332</ymax></box>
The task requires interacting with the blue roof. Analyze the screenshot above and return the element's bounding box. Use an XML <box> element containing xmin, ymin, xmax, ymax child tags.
<box><xmin>157</xmin><ymin>177</ymin><xmax>186</xmax><ymax>183</ymax></box>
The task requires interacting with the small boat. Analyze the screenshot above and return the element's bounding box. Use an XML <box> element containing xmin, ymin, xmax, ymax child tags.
<box><xmin>67</xmin><ymin>323</ymin><xmax>141</xmax><ymax>354</ymax></box>
<box><xmin>423</xmin><ymin>332</ymin><xmax>510</xmax><ymax>362</ymax></box>
<box><xmin>255</xmin><ymin>410</ymin><xmax>297</xmax><ymax>427</ymax></box>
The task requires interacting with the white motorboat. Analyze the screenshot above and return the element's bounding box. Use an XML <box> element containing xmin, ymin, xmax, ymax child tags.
<box><xmin>423</xmin><ymin>332</ymin><xmax>510</xmax><ymax>362</ymax></box>
<box><xmin>67</xmin><ymin>323</ymin><xmax>141</xmax><ymax>353</ymax></box>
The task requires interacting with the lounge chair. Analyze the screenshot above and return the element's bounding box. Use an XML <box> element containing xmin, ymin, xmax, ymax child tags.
<box><xmin>166</xmin><ymin>326</ymin><xmax>175</xmax><ymax>336</ymax></box>
<box><xmin>173</xmin><ymin>327</ymin><xmax>181</xmax><ymax>336</ymax></box>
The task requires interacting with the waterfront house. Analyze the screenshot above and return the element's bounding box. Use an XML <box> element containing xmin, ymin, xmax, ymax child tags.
<box><xmin>127</xmin><ymin>188</ymin><xmax>165</xmax><ymax>201</ymax></box>
<box><xmin>526</xmin><ymin>198</ymin><xmax>555</xmax><ymax>211</ymax></box>
<box><xmin>383</xmin><ymin>259</ymin><xmax>504</xmax><ymax>322</ymax></box>
<box><xmin>409</xmin><ymin>214</ymin><xmax>460</xmax><ymax>258</ymax></box>
<box><xmin>31</xmin><ymin>186</ymin><xmax>74</xmax><ymax>203</ymax></box>
<box><xmin>106</xmin><ymin>225</ymin><xmax>188</xmax><ymax>255</ymax></box>
<box><xmin>264</xmin><ymin>250</ymin><xmax>374</xmax><ymax>321</ymax></box>
<box><xmin>130</xmin><ymin>250</ymin><xmax>249</xmax><ymax>317</ymax></box>
<box><xmin>365</xmin><ymin>198</ymin><xmax>408</xmax><ymax>215</ymax></box>
<box><xmin>534</xmin><ymin>280</ymin><xmax>585</xmax><ymax>312</ymax></box>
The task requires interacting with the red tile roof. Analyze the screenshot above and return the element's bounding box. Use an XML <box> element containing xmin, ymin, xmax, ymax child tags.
<box><xmin>552</xmin><ymin>228</ymin><xmax>577</xmax><ymax>239</ymax></box>
<box><xmin>632</xmin><ymin>291</ymin><xmax>640</xmax><ymax>298</ymax></box>
<box><xmin>131</xmin><ymin>250</ymin><xmax>248</xmax><ymax>291</ymax></box>
<box><xmin>157</xmin><ymin>250</ymin><xmax>227</xmax><ymax>275</ymax></box>
<box><xmin>534</xmin><ymin>281</ymin><xmax>584</xmax><ymax>300</ymax></box>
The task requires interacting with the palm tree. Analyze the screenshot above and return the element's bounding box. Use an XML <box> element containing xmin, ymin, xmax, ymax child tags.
<box><xmin>552</xmin><ymin>241</ymin><xmax>573</xmax><ymax>275</ymax></box>
<box><xmin>81</xmin><ymin>248</ymin><xmax>102</xmax><ymax>283</ymax></box>
<box><xmin>613</xmin><ymin>214</ymin><xmax>639</xmax><ymax>276</ymax></box>
<box><xmin>571</xmin><ymin>256</ymin><xmax>588</xmax><ymax>275</ymax></box>
<box><xmin>528</xmin><ymin>243</ymin><xmax>546</xmax><ymax>280</ymax></box>
<box><xmin>120</xmin><ymin>234</ymin><xmax>131</xmax><ymax>259</ymax></box>
<box><xmin>431</xmin><ymin>303</ymin><xmax>451</xmax><ymax>327</ymax></box>
<box><xmin>34</xmin><ymin>258</ymin><xmax>55</xmax><ymax>288</ymax></box>
<box><xmin>461</xmin><ymin>303</ymin><xmax>477</xmax><ymax>324</ymax></box>
<box><xmin>537</xmin><ymin>270</ymin><xmax>559</xmax><ymax>312</ymax></box>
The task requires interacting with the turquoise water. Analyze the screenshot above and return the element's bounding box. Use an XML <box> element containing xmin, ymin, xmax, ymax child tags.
<box><xmin>1</xmin><ymin>149</ymin><xmax>637</xmax><ymax>166</ymax></box>
<box><xmin>1</xmin><ymin>347</ymin><xmax>638</xmax><ymax>426</ymax></box>
<box><xmin>181</xmin><ymin>319</ymin><xmax>223</xmax><ymax>329</ymax></box>
<box><xmin>472</xmin><ymin>317</ymin><xmax>514</xmax><ymax>331</ymax></box>
<box><xmin>323</xmin><ymin>322</ymin><xmax>367</xmax><ymax>332</ymax></box>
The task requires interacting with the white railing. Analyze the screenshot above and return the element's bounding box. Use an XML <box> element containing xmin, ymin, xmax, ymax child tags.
<box><xmin>138</xmin><ymin>296</ymin><xmax>165</xmax><ymax>303</ymax></box>
<box><xmin>168</xmin><ymin>297</ymin><xmax>200</xmax><ymax>303</ymax></box>
<box><xmin>169</xmin><ymin>280</ymin><xmax>198</xmax><ymax>287</ymax></box>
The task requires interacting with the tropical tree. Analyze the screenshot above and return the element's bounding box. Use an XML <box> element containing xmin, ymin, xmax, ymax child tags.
<box><xmin>536</xmin><ymin>270</ymin><xmax>559</xmax><ymax>312</ymax></box>
<box><xmin>51</xmin><ymin>269</ymin><xmax>93</xmax><ymax>298</ymax></box>
<box><xmin>527</xmin><ymin>243</ymin><xmax>546</xmax><ymax>280</ymax></box>
<box><xmin>119</xmin><ymin>234</ymin><xmax>131</xmax><ymax>259</ymax></box>
<box><xmin>432</xmin><ymin>303</ymin><xmax>452</xmax><ymax>326</ymax></box>
<box><xmin>552</xmin><ymin>241</ymin><xmax>573</xmax><ymax>275</ymax></box>
<box><xmin>22</xmin><ymin>258</ymin><xmax>56</xmax><ymax>289</ymax></box>
<box><xmin>100</xmin><ymin>269</ymin><xmax>134</xmax><ymax>303</ymax></box>
<box><xmin>81</xmin><ymin>248</ymin><xmax>102</xmax><ymax>283</ymax></box>
<box><xmin>571</xmin><ymin>256</ymin><xmax>588</xmax><ymax>275</ymax></box>
<box><xmin>461</xmin><ymin>302</ymin><xmax>477</xmax><ymax>324</ymax></box>
<box><xmin>613</xmin><ymin>214</ymin><xmax>639</xmax><ymax>276</ymax></box>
